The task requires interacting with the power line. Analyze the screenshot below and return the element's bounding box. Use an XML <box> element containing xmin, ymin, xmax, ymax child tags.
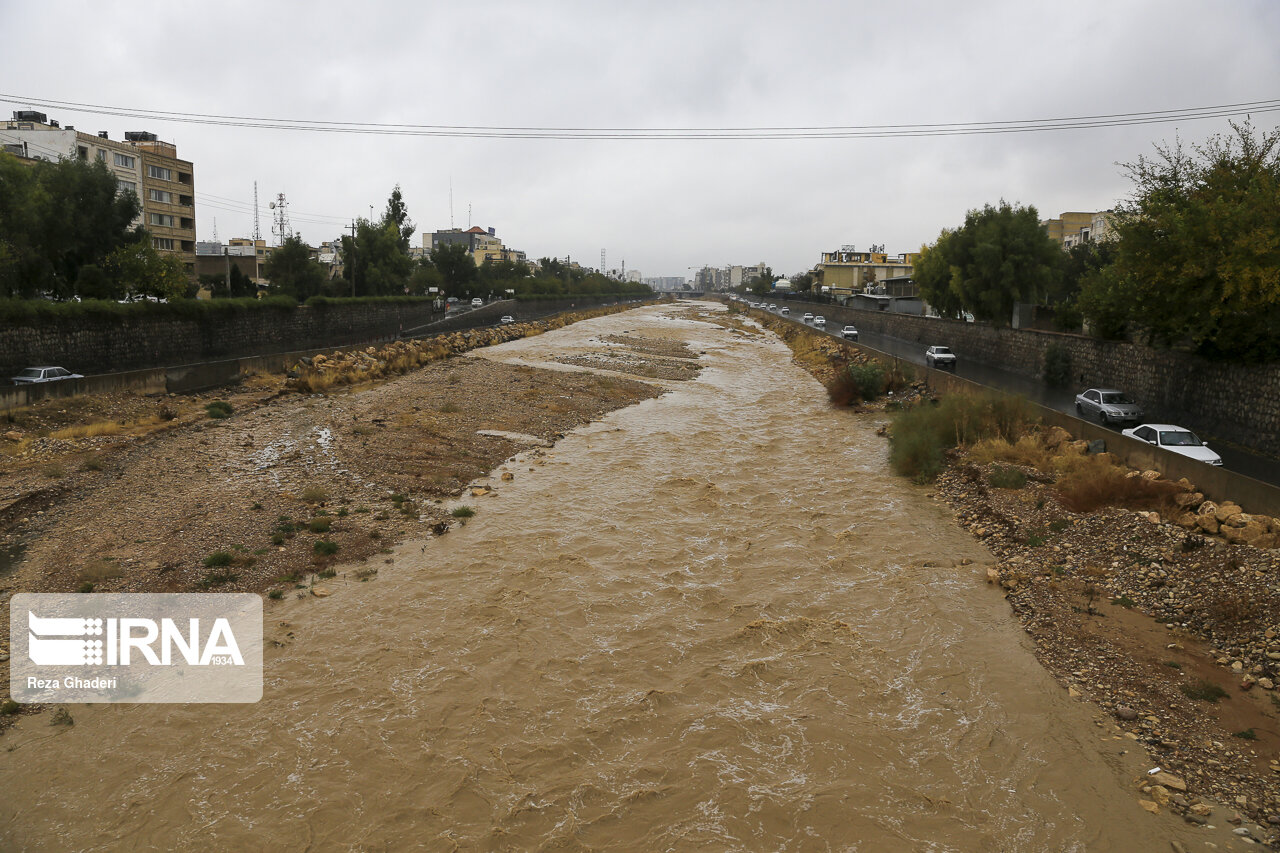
<box><xmin>3</xmin><ymin>93</ymin><xmax>1277</xmax><ymax>140</ymax></box>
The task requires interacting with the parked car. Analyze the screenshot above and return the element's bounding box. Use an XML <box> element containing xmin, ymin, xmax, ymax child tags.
<box><xmin>499</xmin><ymin>315</ymin><xmax>515</xmax><ymax>325</ymax></box>
<box><xmin>1121</xmin><ymin>423</ymin><xmax>1223</xmax><ymax>466</ymax></box>
<box><xmin>813</xmin><ymin>316</ymin><xmax>826</xmax><ymax>328</ymax></box>
<box><xmin>925</xmin><ymin>346</ymin><xmax>957</xmax><ymax>370</ymax></box>
<box><xmin>1075</xmin><ymin>388</ymin><xmax>1143</xmax><ymax>425</ymax></box>
<box><xmin>12</xmin><ymin>366</ymin><xmax>83</xmax><ymax>385</ymax></box>
<box><xmin>841</xmin><ymin>325</ymin><xmax>859</xmax><ymax>341</ymax></box>
<box><xmin>802</xmin><ymin>313</ymin><xmax>814</xmax><ymax>323</ymax></box>
<box><xmin>471</xmin><ymin>298</ymin><xmax>484</xmax><ymax>307</ymax></box>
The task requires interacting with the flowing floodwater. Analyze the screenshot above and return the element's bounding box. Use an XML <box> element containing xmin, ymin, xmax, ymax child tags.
<box><xmin>2</xmin><ymin>303</ymin><xmax>1200</xmax><ymax>850</ymax></box>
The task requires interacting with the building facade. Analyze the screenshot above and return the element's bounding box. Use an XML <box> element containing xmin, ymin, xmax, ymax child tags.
<box><xmin>818</xmin><ymin>247</ymin><xmax>919</xmax><ymax>296</ymax></box>
<box><xmin>1041</xmin><ymin>210</ymin><xmax>1115</xmax><ymax>249</ymax></box>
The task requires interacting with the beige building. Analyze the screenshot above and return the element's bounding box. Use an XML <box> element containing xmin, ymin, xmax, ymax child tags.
<box><xmin>1042</xmin><ymin>210</ymin><xmax>1114</xmax><ymax>249</ymax></box>
<box><xmin>818</xmin><ymin>246</ymin><xmax>919</xmax><ymax>296</ymax></box>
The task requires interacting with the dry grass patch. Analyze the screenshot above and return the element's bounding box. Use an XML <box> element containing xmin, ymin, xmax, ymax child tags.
<box><xmin>1055</xmin><ymin>455</ymin><xmax>1182</xmax><ymax>514</ymax></box>
<box><xmin>969</xmin><ymin>435</ymin><xmax>1053</xmax><ymax>470</ymax></box>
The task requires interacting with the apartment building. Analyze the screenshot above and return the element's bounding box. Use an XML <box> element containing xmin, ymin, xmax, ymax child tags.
<box><xmin>0</xmin><ymin>111</ymin><xmax>197</xmax><ymax>275</ymax></box>
<box><xmin>427</xmin><ymin>226</ymin><xmax>521</xmax><ymax>266</ymax></box>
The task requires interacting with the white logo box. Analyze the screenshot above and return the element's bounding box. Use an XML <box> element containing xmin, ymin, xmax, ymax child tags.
<box><xmin>10</xmin><ymin>593</ymin><xmax>262</xmax><ymax>703</ymax></box>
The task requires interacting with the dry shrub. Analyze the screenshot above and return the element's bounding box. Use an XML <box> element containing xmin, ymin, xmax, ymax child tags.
<box><xmin>1055</xmin><ymin>455</ymin><xmax>1181</xmax><ymax>514</ymax></box>
<box><xmin>78</xmin><ymin>558</ymin><xmax>123</xmax><ymax>583</ymax></box>
<box><xmin>969</xmin><ymin>435</ymin><xmax>1052</xmax><ymax>470</ymax></box>
<box><xmin>1205</xmin><ymin>595</ymin><xmax>1256</xmax><ymax>624</ymax></box>
<box><xmin>50</xmin><ymin>421</ymin><xmax>128</xmax><ymax>440</ymax></box>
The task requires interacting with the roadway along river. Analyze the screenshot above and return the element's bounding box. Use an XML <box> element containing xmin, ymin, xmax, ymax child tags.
<box><xmin>1</xmin><ymin>302</ymin><xmax>1210</xmax><ymax>850</ymax></box>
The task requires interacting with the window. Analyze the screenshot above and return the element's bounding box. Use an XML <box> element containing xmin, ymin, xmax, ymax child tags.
<box><xmin>153</xmin><ymin>237</ymin><xmax>175</xmax><ymax>250</ymax></box>
<box><xmin>148</xmin><ymin>189</ymin><xmax>173</xmax><ymax>204</ymax></box>
<box><xmin>177</xmin><ymin>172</ymin><xmax>192</xmax><ymax>184</ymax></box>
<box><xmin>114</xmin><ymin>152</ymin><xmax>135</xmax><ymax>168</ymax></box>
<box><xmin>96</xmin><ymin>149</ymin><xmax>106</xmax><ymax>162</ymax></box>
<box><xmin>149</xmin><ymin>213</ymin><xmax>176</xmax><ymax>227</ymax></box>
<box><xmin>180</xmin><ymin>217</ymin><xmax>194</xmax><ymax>230</ymax></box>
<box><xmin>117</xmin><ymin>179</ymin><xmax>137</xmax><ymax>195</ymax></box>
<box><xmin>179</xmin><ymin>195</ymin><xmax>193</xmax><ymax>206</ymax></box>
<box><xmin>148</xmin><ymin>165</ymin><xmax>172</xmax><ymax>181</ymax></box>
<box><xmin>77</xmin><ymin>146</ymin><xmax>88</xmax><ymax>160</ymax></box>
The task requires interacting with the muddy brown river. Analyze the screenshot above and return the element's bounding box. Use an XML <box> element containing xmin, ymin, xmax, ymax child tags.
<box><xmin>2</xmin><ymin>303</ymin><xmax>1209</xmax><ymax>850</ymax></box>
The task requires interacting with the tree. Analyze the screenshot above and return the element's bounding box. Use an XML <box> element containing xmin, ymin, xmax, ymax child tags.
<box><xmin>340</xmin><ymin>187</ymin><xmax>418</xmax><ymax>295</ymax></box>
<box><xmin>913</xmin><ymin>234</ymin><xmax>964</xmax><ymax>319</ymax></box>
<box><xmin>1093</xmin><ymin>121</ymin><xmax>1280</xmax><ymax>360</ymax></box>
<box><xmin>430</xmin><ymin>242</ymin><xmax>478</xmax><ymax>296</ymax></box>
<box><xmin>916</xmin><ymin>201</ymin><xmax>1061</xmax><ymax>324</ymax></box>
<box><xmin>0</xmin><ymin>153</ymin><xmax>141</xmax><ymax>299</ymax></box>
<box><xmin>790</xmin><ymin>271</ymin><xmax>815</xmax><ymax>293</ymax></box>
<box><xmin>104</xmin><ymin>240</ymin><xmax>188</xmax><ymax>300</ymax></box>
<box><xmin>265</xmin><ymin>235</ymin><xmax>326</xmax><ymax>299</ymax></box>
<box><xmin>748</xmin><ymin>266</ymin><xmax>774</xmax><ymax>296</ymax></box>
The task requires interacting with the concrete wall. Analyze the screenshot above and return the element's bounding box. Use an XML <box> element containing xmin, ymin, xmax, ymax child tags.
<box><xmin>771</xmin><ymin>297</ymin><xmax>1280</xmax><ymax>457</ymax></box>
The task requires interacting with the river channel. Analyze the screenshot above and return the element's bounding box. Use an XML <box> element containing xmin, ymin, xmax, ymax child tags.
<box><xmin>1</xmin><ymin>302</ymin><xmax>1203</xmax><ymax>850</ymax></box>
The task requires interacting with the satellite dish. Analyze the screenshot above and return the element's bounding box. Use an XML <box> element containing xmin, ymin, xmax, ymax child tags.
<box><xmin>269</xmin><ymin>202</ymin><xmax>276</xmax><ymax>209</ymax></box>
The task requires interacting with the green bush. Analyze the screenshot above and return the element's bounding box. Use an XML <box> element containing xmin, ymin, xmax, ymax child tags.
<box><xmin>1042</xmin><ymin>342</ymin><xmax>1072</xmax><ymax>388</ymax></box>
<box><xmin>313</xmin><ymin>540</ymin><xmax>340</xmax><ymax>556</ymax></box>
<box><xmin>205</xmin><ymin>401</ymin><xmax>234</xmax><ymax>419</ymax></box>
<box><xmin>308</xmin><ymin>517</ymin><xmax>332</xmax><ymax>533</ymax></box>
<box><xmin>451</xmin><ymin>506</ymin><xmax>475</xmax><ymax>518</ymax></box>
<box><xmin>889</xmin><ymin>392</ymin><xmax>1037</xmax><ymax>483</ymax></box>
<box><xmin>987</xmin><ymin>465</ymin><xmax>1027</xmax><ymax>489</ymax></box>
<box><xmin>202</xmin><ymin>551</ymin><xmax>234</xmax><ymax>568</ymax></box>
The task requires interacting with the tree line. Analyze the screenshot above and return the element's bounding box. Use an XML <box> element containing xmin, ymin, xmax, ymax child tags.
<box><xmin>0</xmin><ymin>155</ymin><xmax>650</xmax><ymax>304</ymax></box>
<box><xmin>265</xmin><ymin>186</ymin><xmax>651</xmax><ymax>302</ymax></box>
<box><xmin>911</xmin><ymin>121</ymin><xmax>1280</xmax><ymax>362</ymax></box>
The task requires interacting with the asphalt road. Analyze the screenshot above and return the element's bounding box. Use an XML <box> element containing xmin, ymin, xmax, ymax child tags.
<box><xmin>755</xmin><ymin>304</ymin><xmax>1280</xmax><ymax>489</ymax></box>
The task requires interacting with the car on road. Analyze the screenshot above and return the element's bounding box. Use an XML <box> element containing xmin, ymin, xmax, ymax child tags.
<box><xmin>779</xmin><ymin>307</ymin><xmax>789</xmax><ymax>315</ymax></box>
<box><xmin>925</xmin><ymin>346</ymin><xmax>957</xmax><ymax>370</ymax></box>
<box><xmin>12</xmin><ymin>366</ymin><xmax>83</xmax><ymax>385</ymax></box>
<box><xmin>813</xmin><ymin>316</ymin><xmax>826</xmax><ymax>328</ymax></box>
<box><xmin>802</xmin><ymin>313</ymin><xmax>814</xmax><ymax>323</ymax></box>
<box><xmin>1121</xmin><ymin>423</ymin><xmax>1223</xmax><ymax>466</ymax></box>
<box><xmin>499</xmin><ymin>315</ymin><xmax>515</xmax><ymax>325</ymax></box>
<box><xmin>841</xmin><ymin>325</ymin><xmax>859</xmax><ymax>341</ymax></box>
<box><xmin>768</xmin><ymin>303</ymin><xmax>777</xmax><ymax>311</ymax></box>
<box><xmin>1075</xmin><ymin>388</ymin><xmax>1143</xmax><ymax>425</ymax></box>
<box><xmin>471</xmin><ymin>298</ymin><xmax>484</xmax><ymax>307</ymax></box>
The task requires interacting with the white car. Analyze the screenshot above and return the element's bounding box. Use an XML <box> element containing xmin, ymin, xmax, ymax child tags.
<box><xmin>1122</xmin><ymin>424</ymin><xmax>1223</xmax><ymax>466</ymax></box>
<box><xmin>768</xmin><ymin>303</ymin><xmax>777</xmax><ymax>311</ymax></box>
<box><xmin>841</xmin><ymin>325</ymin><xmax>859</xmax><ymax>340</ymax></box>
<box><xmin>12</xmin><ymin>366</ymin><xmax>83</xmax><ymax>385</ymax></box>
<box><xmin>779</xmin><ymin>307</ymin><xmax>789</xmax><ymax>315</ymax></box>
<box><xmin>925</xmin><ymin>346</ymin><xmax>957</xmax><ymax>370</ymax></box>
<box><xmin>802</xmin><ymin>313</ymin><xmax>814</xmax><ymax>323</ymax></box>
<box><xmin>499</xmin><ymin>315</ymin><xmax>515</xmax><ymax>325</ymax></box>
<box><xmin>813</xmin><ymin>316</ymin><xmax>826</xmax><ymax>328</ymax></box>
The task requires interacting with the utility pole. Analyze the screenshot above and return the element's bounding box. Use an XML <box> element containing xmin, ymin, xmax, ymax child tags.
<box><xmin>349</xmin><ymin>220</ymin><xmax>357</xmax><ymax>297</ymax></box>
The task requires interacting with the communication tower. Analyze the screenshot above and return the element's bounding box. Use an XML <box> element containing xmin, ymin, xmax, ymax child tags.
<box><xmin>270</xmin><ymin>192</ymin><xmax>293</xmax><ymax>246</ymax></box>
<box><xmin>253</xmin><ymin>182</ymin><xmax>261</xmax><ymax>243</ymax></box>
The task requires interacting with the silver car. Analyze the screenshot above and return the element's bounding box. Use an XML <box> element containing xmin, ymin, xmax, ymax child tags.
<box><xmin>12</xmin><ymin>366</ymin><xmax>83</xmax><ymax>385</ymax></box>
<box><xmin>1075</xmin><ymin>388</ymin><xmax>1143</xmax><ymax>425</ymax></box>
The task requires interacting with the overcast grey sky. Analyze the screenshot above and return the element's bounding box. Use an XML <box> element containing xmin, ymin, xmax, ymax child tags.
<box><xmin>2</xmin><ymin>0</ymin><xmax>1278</xmax><ymax>280</ymax></box>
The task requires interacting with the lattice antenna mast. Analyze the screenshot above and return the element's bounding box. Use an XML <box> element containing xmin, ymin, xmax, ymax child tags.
<box><xmin>270</xmin><ymin>192</ymin><xmax>292</xmax><ymax>246</ymax></box>
<box><xmin>252</xmin><ymin>181</ymin><xmax>261</xmax><ymax>242</ymax></box>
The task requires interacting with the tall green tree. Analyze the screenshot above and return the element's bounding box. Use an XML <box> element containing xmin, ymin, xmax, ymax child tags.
<box><xmin>1093</xmin><ymin>121</ymin><xmax>1280</xmax><ymax>359</ymax></box>
<box><xmin>264</xmin><ymin>234</ymin><xmax>326</xmax><ymax>299</ymax></box>
<box><xmin>916</xmin><ymin>202</ymin><xmax>1060</xmax><ymax>324</ymax></box>
<box><xmin>430</xmin><ymin>242</ymin><xmax>478</xmax><ymax>296</ymax></box>
<box><xmin>341</xmin><ymin>187</ymin><xmax>417</xmax><ymax>295</ymax></box>
<box><xmin>0</xmin><ymin>153</ymin><xmax>142</xmax><ymax>298</ymax></box>
<box><xmin>104</xmin><ymin>241</ymin><xmax>188</xmax><ymax>300</ymax></box>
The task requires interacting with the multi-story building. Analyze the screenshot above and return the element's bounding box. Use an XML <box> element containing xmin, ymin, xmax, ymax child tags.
<box><xmin>0</xmin><ymin>111</ymin><xmax>197</xmax><ymax>275</ymax></box>
<box><xmin>1041</xmin><ymin>210</ymin><xmax>1115</xmax><ymax>249</ymax></box>
<box><xmin>127</xmin><ymin>132</ymin><xmax>197</xmax><ymax>275</ymax></box>
<box><xmin>817</xmin><ymin>246</ymin><xmax>919</xmax><ymax>296</ymax></box>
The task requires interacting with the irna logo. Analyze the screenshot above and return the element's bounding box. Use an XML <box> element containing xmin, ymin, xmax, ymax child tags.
<box><xmin>27</xmin><ymin>612</ymin><xmax>245</xmax><ymax>667</ymax></box>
